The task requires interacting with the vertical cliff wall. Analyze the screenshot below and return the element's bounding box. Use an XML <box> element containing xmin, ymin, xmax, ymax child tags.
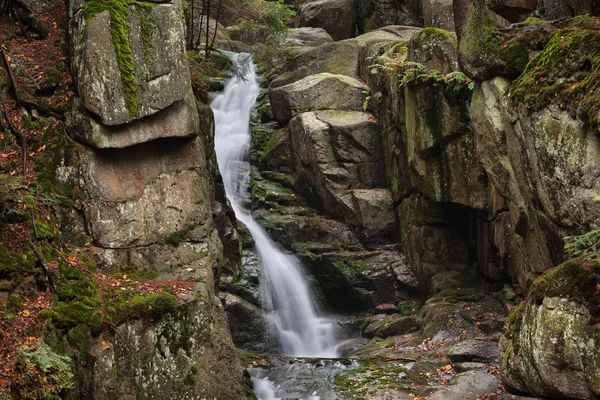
<box><xmin>62</xmin><ymin>0</ymin><xmax>248</xmax><ymax>397</ymax></box>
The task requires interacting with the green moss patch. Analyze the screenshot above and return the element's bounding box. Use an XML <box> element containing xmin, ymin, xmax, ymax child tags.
<box><xmin>41</xmin><ymin>260</ymin><xmax>104</xmax><ymax>333</ymax></box>
<box><xmin>250</xmin><ymin>124</ymin><xmax>279</xmax><ymax>170</ymax></box>
<box><xmin>105</xmin><ymin>291</ymin><xmax>178</xmax><ymax>324</ymax></box>
<box><xmin>0</xmin><ymin>242</ymin><xmax>38</xmax><ymax>278</ymax></box>
<box><xmin>333</xmin><ymin>257</ymin><xmax>369</xmax><ymax>281</ymax></box>
<box><xmin>421</xmin><ymin>27</ymin><xmax>454</xmax><ymax>40</ymax></box>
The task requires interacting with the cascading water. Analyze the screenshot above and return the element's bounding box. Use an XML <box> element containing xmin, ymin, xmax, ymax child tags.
<box><xmin>211</xmin><ymin>53</ymin><xmax>338</xmax><ymax>359</ymax></box>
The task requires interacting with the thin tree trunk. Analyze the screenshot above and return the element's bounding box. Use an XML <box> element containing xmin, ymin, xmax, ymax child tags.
<box><xmin>452</xmin><ymin>0</ymin><xmax>471</xmax><ymax>42</ymax></box>
<box><xmin>195</xmin><ymin>1</ymin><xmax>205</xmax><ymax>49</ymax></box>
<box><xmin>205</xmin><ymin>0</ymin><xmax>211</xmax><ymax>55</ymax></box>
<box><xmin>209</xmin><ymin>0</ymin><xmax>223</xmax><ymax>50</ymax></box>
<box><xmin>189</xmin><ymin>0</ymin><xmax>195</xmax><ymax>49</ymax></box>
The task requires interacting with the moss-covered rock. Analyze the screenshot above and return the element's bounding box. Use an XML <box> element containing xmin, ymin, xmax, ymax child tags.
<box><xmin>509</xmin><ymin>22</ymin><xmax>600</xmax><ymax>130</ymax></box>
<box><xmin>69</xmin><ymin>0</ymin><xmax>199</xmax><ymax>148</ymax></box>
<box><xmin>457</xmin><ymin>0</ymin><xmax>533</xmax><ymax>80</ymax></box>
<box><xmin>500</xmin><ymin>258</ymin><xmax>600</xmax><ymax>399</ymax></box>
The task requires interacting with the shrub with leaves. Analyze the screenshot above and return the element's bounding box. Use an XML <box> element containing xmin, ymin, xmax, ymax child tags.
<box><xmin>12</xmin><ymin>342</ymin><xmax>74</xmax><ymax>399</ymax></box>
<box><xmin>564</xmin><ymin>230</ymin><xmax>600</xmax><ymax>262</ymax></box>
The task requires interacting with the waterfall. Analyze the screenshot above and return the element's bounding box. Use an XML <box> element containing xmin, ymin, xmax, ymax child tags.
<box><xmin>211</xmin><ymin>53</ymin><xmax>338</xmax><ymax>358</ymax></box>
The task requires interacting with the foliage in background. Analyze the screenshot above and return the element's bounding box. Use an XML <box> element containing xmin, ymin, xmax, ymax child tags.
<box><xmin>186</xmin><ymin>0</ymin><xmax>295</xmax><ymax>52</ymax></box>
<box><xmin>564</xmin><ymin>230</ymin><xmax>600</xmax><ymax>262</ymax></box>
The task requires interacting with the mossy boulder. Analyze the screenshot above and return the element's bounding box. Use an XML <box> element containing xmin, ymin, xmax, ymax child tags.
<box><xmin>509</xmin><ymin>22</ymin><xmax>600</xmax><ymax>131</ymax></box>
<box><xmin>71</xmin><ymin>0</ymin><xmax>192</xmax><ymax>126</ymax></box>
<box><xmin>500</xmin><ymin>258</ymin><xmax>600</xmax><ymax>399</ymax></box>
<box><xmin>69</xmin><ymin>0</ymin><xmax>199</xmax><ymax>148</ymax></box>
<box><xmin>88</xmin><ymin>295</ymin><xmax>248</xmax><ymax>399</ymax></box>
<box><xmin>288</xmin><ymin>110</ymin><xmax>393</xmax><ymax>241</ymax></box>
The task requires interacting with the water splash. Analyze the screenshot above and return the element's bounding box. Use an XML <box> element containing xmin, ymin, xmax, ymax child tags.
<box><xmin>211</xmin><ymin>52</ymin><xmax>338</xmax><ymax>358</ymax></box>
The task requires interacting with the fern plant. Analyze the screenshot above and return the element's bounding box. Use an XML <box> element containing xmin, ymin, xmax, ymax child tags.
<box><xmin>564</xmin><ymin>230</ymin><xmax>600</xmax><ymax>262</ymax></box>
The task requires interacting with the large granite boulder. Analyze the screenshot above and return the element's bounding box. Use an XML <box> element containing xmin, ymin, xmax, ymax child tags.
<box><xmin>272</xmin><ymin>40</ymin><xmax>361</xmax><ymax>88</ymax></box>
<box><xmin>270</xmin><ymin>74</ymin><xmax>367</xmax><ymax>124</ymax></box>
<box><xmin>295</xmin><ymin>0</ymin><xmax>357</xmax><ymax>41</ymax></box>
<box><xmin>283</xmin><ymin>27</ymin><xmax>334</xmax><ymax>48</ymax></box>
<box><xmin>70</xmin><ymin>0</ymin><xmax>193</xmax><ymax>127</ymax></box>
<box><xmin>500</xmin><ymin>258</ymin><xmax>600</xmax><ymax>399</ymax></box>
<box><xmin>288</xmin><ymin>110</ymin><xmax>391</xmax><ymax>233</ymax></box>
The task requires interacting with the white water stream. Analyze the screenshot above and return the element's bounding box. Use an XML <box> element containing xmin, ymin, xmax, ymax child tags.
<box><xmin>211</xmin><ymin>53</ymin><xmax>338</xmax><ymax>360</ymax></box>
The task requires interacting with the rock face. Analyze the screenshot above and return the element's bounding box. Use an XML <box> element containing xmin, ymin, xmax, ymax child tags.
<box><xmin>65</xmin><ymin>0</ymin><xmax>247</xmax><ymax>397</ymax></box>
<box><xmin>364</xmin><ymin>24</ymin><xmax>600</xmax><ymax>292</ymax></box>
<box><xmin>295</xmin><ymin>0</ymin><xmax>357</xmax><ymax>41</ymax></box>
<box><xmin>500</xmin><ymin>259</ymin><xmax>600</xmax><ymax>399</ymax></box>
<box><xmin>270</xmin><ymin>74</ymin><xmax>367</xmax><ymax>124</ymax></box>
<box><xmin>470</xmin><ymin>78</ymin><xmax>600</xmax><ymax>290</ymax></box>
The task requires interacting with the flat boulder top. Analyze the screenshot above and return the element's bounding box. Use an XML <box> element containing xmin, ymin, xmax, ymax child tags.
<box><xmin>313</xmin><ymin>110</ymin><xmax>378</xmax><ymax>126</ymax></box>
